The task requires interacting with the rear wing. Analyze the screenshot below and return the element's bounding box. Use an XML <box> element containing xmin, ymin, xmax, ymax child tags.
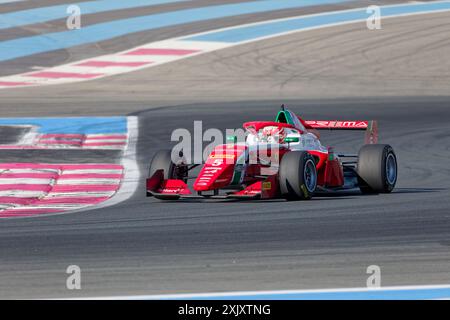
<box><xmin>303</xmin><ymin>120</ymin><xmax>378</xmax><ymax>144</ymax></box>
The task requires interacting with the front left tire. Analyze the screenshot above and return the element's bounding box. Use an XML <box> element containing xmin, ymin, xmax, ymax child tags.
<box><xmin>148</xmin><ymin>149</ymin><xmax>187</xmax><ymax>181</ymax></box>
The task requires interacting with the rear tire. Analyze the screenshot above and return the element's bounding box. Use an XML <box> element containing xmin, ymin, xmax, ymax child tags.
<box><xmin>357</xmin><ymin>144</ymin><xmax>397</xmax><ymax>194</ymax></box>
<box><xmin>279</xmin><ymin>151</ymin><xmax>317</xmax><ymax>200</ymax></box>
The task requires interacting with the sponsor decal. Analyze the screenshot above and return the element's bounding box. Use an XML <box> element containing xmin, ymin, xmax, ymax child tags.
<box><xmin>195</xmin><ymin>166</ymin><xmax>223</xmax><ymax>187</ymax></box>
<box><xmin>305</xmin><ymin>120</ymin><xmax>368</xmax><ymax>128</ymax></box>
<box><xmin>300</xmin><ymin>184</ymin><xmax>309</xmax><ymax>198</ymax></box>
<box><xmin>210</xmin><ymin>154</ymin><xmax>235</xmax><ymax>159</ymax></box>
<box><xmin>262</xmin><ymin>181</ymin><xmax>272</xmax><ymax>191</ymax></box>
<box><xmin>162</xmin><ymin>189</ymin><xmax>180</xmax><ymax>193</ymax></box>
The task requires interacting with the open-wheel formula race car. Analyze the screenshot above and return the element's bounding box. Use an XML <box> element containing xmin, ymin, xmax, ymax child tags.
<box><xmin>146</xmin><ymin>106</ymin><xmax>397</xmax><ymax>200</ymax></box>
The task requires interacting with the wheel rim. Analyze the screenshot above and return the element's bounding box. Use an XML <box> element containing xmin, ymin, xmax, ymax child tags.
<box><xmin>385</xmin><ymin>153</ymin><xmax>397</xmax><ymax>185</ymax></box>
<box><xmin>304</xmin><ymin>159</ymin><xmax>317</xmax><ymax>192</ymax></box>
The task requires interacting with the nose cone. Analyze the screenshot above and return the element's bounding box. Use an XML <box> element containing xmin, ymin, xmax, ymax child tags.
<box><xmin>193</xmin><ymin>164</ymin><xmax>235</xmax><ymax>191</ymax></box>
<box><xmin>193</xmin><ymin>144</ymin><xmax>246</xmax><ymax>191</ymax></box>
<box><xmin>193</xmin><ymin>156</ymin><xmax>235</xmax><ymax>191</ymax></box>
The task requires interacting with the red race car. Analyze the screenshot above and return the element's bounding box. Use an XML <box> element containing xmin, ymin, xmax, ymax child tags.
<box><xmin>146</xmin><ymin>106</ymin><xmax>397</xmax><ymax>200</ymax></box>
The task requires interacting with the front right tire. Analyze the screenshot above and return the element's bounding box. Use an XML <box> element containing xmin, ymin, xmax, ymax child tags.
<box><xmin>279</xmin><ymin>151</ymin><xmax>317</xmax><ymax>200</ymax></box>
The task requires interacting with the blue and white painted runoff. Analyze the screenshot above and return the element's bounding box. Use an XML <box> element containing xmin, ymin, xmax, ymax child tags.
<box><xmin>0</xmin><ymin>0</ymin><xmax>24</xmax><ymax>3</ymax></box>
<box><xmin>0</xmin><ymin>116</ymin><xmax>128</xmax><ymax>150</ymax></box>
<box><xmin>0</xmin><ymin>117</ymin><xmax>127</xmax><ymax>134</ymax></box>
<box><xmin>186</xmin><ymin>1</ymin><xmax>450</xmax><ymax>43</ymax></box>
<box><xmin>0</xmin><ymin>0</ymin><xmax>353</xmax><ymax>62</ymax></box>
<box><xmin>1</xmin><ymin>1</ymin><xmax>449</xmax><ymax>88</ymax></box>
<box><xmin>0</xmin><ymin>0</ymin><xmax>193</xmax><ymax>30</ymax></box>
<box><xmin>85</xmin><ymin>284</ymin><xmax>450</xmax><ymax>300</ymax></box>
<box><xmin>0</xmin><ymin>116</ymin><xmax>139</xmax><ymax>219</ymax></box>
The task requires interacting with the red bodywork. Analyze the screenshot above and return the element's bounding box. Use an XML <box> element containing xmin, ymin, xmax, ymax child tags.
<box><xmin>146</xmin><ymin>112</ymin><xmax>377</xmax><ymax>200</ymax></box>
<box><xmin>194</xmin><ymin>144</ymin><xmax>247</xmax><ymax>191</ymax></box>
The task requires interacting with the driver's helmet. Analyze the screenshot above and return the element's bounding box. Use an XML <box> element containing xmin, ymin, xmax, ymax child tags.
<box><xmin>262</xmin><ymin>126</ymin><xmax>287</xmax><ymax>143</ymax></box>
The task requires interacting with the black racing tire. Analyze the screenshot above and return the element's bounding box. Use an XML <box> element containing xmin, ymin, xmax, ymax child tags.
<box><xmin>357</xmin><ymin>144</ymin><xmax>397</xmax><ymax>194</ymax></box>
<box><xmin>148</xmin><ymin>150</ymin><xmax>176</xmax><ymax>180</ymax></box>
<box><xmin>279</xmin><ymin>151</ymin><xmax>317</xmax><ymax>200</ymax></box>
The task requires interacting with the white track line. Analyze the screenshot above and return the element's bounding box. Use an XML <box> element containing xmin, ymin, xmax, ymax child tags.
<box><xmin>77</xmin><ymin>284</ymin><xmax>450</xmax><ymax>300</ymax></box>
<box><xmin>84</xmin><ymin>116</ymin><xmax>141</xmax><ymax>211</ymax></box>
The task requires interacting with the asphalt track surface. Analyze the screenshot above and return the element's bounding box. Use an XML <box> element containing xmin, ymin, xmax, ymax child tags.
<box><xmin>0</xmin><ymin>2</ymin><xmax>449</xmax><ymax>299</ymax></box>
